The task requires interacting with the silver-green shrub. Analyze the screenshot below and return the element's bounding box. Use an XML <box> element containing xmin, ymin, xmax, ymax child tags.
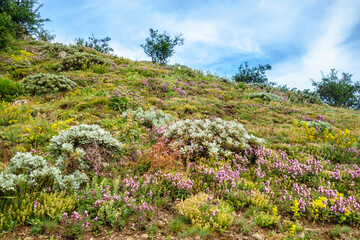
<box><xmin>49</xmin><ymin>124</ymin><xmax>123</xmax><ymax>170</ymax></box>
<box><xmin>59</xmin><ymin>52</ymin><xmax>109</xmax><ymax>71</ymax></box>
<box><xmin>248</xmin><ymin>92</ymin><xmax>282</xmax><ymax>102</ymax></box>
<box><xmin>299</xmin><ymin>120</ymin><xmax>333</xmax><ymax>132</ymax></box>
<box><xmin>122</xmin><ymin>107</ymin><xmax>174</xmax><ymax>128</ymax></box>
<box><xmin>21</xmin><ymin>73</ymin><xmax>77</xmax><ymax>95</ymax></box>
<box><xmin>163</xmin><ymin>118</ymin><xmax>264</xmax><ymax>159</ymax></box>
<box><xmin>0</xmin><ymin>152</ymin><xmax>88</xmax><ymax>192</ymax></box>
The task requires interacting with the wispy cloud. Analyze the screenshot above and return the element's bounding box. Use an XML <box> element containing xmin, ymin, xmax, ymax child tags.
<box><xmin>40</xmin><ymin>0</ymin><xmax>360</xmax><ymax>89</ymax></box>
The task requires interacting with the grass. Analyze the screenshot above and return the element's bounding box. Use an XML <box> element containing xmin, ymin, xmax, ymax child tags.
<box><xmin>0</xmin><ymin>39</ymin><xmax>360</xmax><ymax>239</ymax></box>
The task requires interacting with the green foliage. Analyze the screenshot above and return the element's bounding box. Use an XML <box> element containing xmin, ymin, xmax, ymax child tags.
<box><xmin>254</xmin><ymin>206</ymin><xmax>279</xmax><ymax>228</ymax></box>
<box><xmin>35</xmin><ymin>28</ymin><xmax>55</xmax><ymax>42</ymax></box>
<box><xmin>75</xmin><ymin>34</ymin><xmax>113</xmax><ymax>53</ymax></box>
<box><xmin>0</xmin><ymin>12</ymin><xmax>14</xmax><ymax>49</ymax></box>
<box><xmin>175</xmin><ymin>193</ymin><xmax>234</xmax><ymax>233</ymax></box>
<box><xmin>0</xmin><ymin>75</ymin><xmax>21</xmax><ymax>101</ymax></box>
<box><xmin>284</xmin><ymin>88</ymin><xmax>322</xmax><ymax>104</ymax></box>
<box><xmin>59</xmin><ymin>52</ymin><xmax>109</xmax><ymax>71</ymax></box>
<box><xmin>41</xmin><ymin>42</ymin><xmax>83</xmax><ymax>56</ymax></box>
<box><xmin>141</xmin><ymin>28</ymin><xmax>184</xmax><ymax>64</ymax></box>
<box><xmin>0</xmin><ymin>0</ymin><xmax>49</xmax><ymax>47</ymax></box>
<box><xmin>21</xmin><ymin>73</ymin><xmax>77</xmax><ymax>95</ymax></box>
<box><xmin>298</xmin><ymin>120</ymin><xmax>333</xmax><ymax>132</ymax></box>
<box><xmin>0</xmin><ymin>191</ymin><xmax>75</xmax><ymax>232</ymax></box>
<box><xmin>122</xmin><ymin>107</ymin><xmax>174</xmax><ymax>128</ymax></box>
<box><xmin>248</xmin><ymin>92</ymin><xmax>282</xmax><ymax>102</ymax></box>
<box><xmin>312</xmin><ymin>69</ymin><xmax>360</xmax><ymax>109</ymax></box>
<box><xmin>232</xmin><ymin>62</ymin><xmax>272</xmax><ymax>84</ymax></box>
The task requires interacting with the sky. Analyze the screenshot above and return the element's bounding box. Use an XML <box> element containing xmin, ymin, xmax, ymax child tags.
<box><xmin>39</xmin><ymin>0</ymin><xmax>360</xmax><ymax>90</ymax></box>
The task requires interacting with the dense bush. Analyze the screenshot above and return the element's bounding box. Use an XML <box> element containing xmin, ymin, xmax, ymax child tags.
<box><xmin>163</xmin><ymin>118</ymin><xmax>264</xmax><ymax>160</ymax></box>
<box><xmin>122</xmin><ymin>107</ymin><xmax>174</xmax><ymax>128</ymax></box>
<box><xmin>312</xmin><ymin>69</ymin><xmax>360</xmax><ymax>109</ymax></box>
<box><xmin>298</xmin><ymin>120</ymin><xmax>333</xmax><ymax>132</ymax></box>
<box><xmin>284</xmin><ymin>88</ymin><xmax>322</xmax><ymax>104</ymax></box>
<box><xmin>175</xmin><ymin>192</ymin><xmax>234</xmax><ymax>233</ymax></box>
<box><xmin>59</xmin><ymin>52</ymin><xmax>109</xmax><ymax>71</ymax></box>
<box><xmin>75</xmin><ymin>34</ymin><xmax>113</xmax><ymax>53</ymax></box>
<box><xmin>232</xmin><ymin>62</ymin><xmax>272</xmax><ymax>84</ymax></box>
<box><xmin>248</xmin><ymin>92</ymin><xmax>282</xmax><ymax>102</ymax></box>
<box><xmin>49</xmin><ymin>124</ymin><xmax>123</xmax><ymax>171</ymax></box>
<box><xmin>21</xmin><ymin>73</ymin><xmax>77</xmax><ymax>95</ymax></box>
<box><xmin>0</xmin><ymin>76</ymin><xmax>21</xmax><ymax>101</ymax></box>
<box><xmin>0</xmin><ymin>152</ymin><xmax>88</xmax><ymax>193</ymax></box>
<box><xmin>141</xmin><ymin>28</ymin><xmax>184</xmax><ymax>64</ymax></box>
<box><xmin>41</xmin><ymin>42</ymin><xmax>83</xmax><ymax>56</ymax></box>
<box><xmin>0</xmin><ymin>0</ymin><xmax>49</xmax><ymax>49</ymax></box>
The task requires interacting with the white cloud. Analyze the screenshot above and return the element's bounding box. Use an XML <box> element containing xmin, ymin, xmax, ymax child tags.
<box><xmin>269</xmin><ymin>0</ymin><xmax>360</xmax><ymax>89</ymax></box>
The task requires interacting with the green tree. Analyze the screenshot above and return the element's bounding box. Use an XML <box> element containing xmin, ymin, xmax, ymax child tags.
<box><xmin>0</xmin><ymin>0</ymin><xmax>49</xmax><ymax>37</ymax></box>
<box><xmin>232</xmin><ymin>62</ymin><xmax>272</xmax><ymax>84</ymax></box>
<box><xmin>141</xmin><ymin>28</ymin><xmax>184</xmax><ymax>64</ymax></box>
<box><xmin>0</xmin><ymin>12</ymin><xmax>13</xmax><ymax>49</ymax></box>
<box><xmin>75</xmin><ymin>34</ymin><xmax>113</xmax><ymax>53</ymax></box>
<box><xmin>312</xmin><ymin>69</ymin><xmax>360</xmax><ymax>109</ymax></box>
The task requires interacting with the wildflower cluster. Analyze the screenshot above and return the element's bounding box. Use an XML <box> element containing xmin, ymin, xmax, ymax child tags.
<box><xmin>108</xmin><ymin>85</ymin><xmax>144</xmax><ymax>112</ymax></box>
<box><xmin>295</xmin><ymin>121</ymin><xmax>357</xmax><ymax>148</ymax></box>
<box><xmin>0</xmin><ymin>101</ymin><xmax>32</xmax><ymax>126</ymax></box>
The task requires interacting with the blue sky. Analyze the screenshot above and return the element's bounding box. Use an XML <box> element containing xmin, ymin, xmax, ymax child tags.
<box><xmin>40</xmin><ymin>0</ymin><xmax>360</xmax><ymax>89</ymax></box>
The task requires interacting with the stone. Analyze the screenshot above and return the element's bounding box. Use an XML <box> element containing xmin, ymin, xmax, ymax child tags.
<box><xmin>140</xmin><ymin>233</ymin><xmax>149</xmax><ymax>239</ymax></box>
<box><xmin>57</xmin><ymin>51</ymin><xmax>68</xmax><ymax>58</ymax></box>
<box><xmin>251</xmin><ymin>233</ymin><xmax>264</xmax><ymax>240</ymax></box>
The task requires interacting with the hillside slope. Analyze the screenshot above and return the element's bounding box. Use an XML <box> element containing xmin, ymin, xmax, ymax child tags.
<box><xmin>0</xmin><ymin>40</ymin><xmax>360</xmax><ymax>239</ymax></box>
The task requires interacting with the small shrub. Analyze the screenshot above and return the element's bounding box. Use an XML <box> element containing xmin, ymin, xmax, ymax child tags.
<box><xmin>141</xmin><ymin>28</ymin><xmax>184</xmax><ymax>64</ymax></box>
<box><xmin>285</xmin><ymin>88</ymin><xmax>322</xmax><ymax>104</ymax></box>
<box><xmin>59</xmin><ymin>52</ymin><xmax>109</xmax><ymax>71</ymax></box>
<box><xmin>254</xmin><ymin>206</ymin><xmax>279</xmax><ymax>228</ymax></box>
<box><xmin>75</xmin><ymin>34</ymin><xmax>113</xmax><ymax>53</ymax></box>
<box><xmin>48</xmin><ymin>124</ymin><xmax>123</xmax><ymax>171</ymax></box>
<box><xmin>122</xmin><ymin>107</ymin><xmax>174</xmax><ymax>128</ymax></box>
<box><xmin>6</xmin><ymin>191</ymin><xmax>75</xmax><ymax>225</ymax></box>
<box><xmin>108</xmin><ymin>86</ymin><xmax>144</xmax><ymax>112</ymax></box>
<box><xmin>297</xmin><ymin>120</ymin><xmax>333</xmax><ymax>132</ymax></box>
<box><xmin>248</xmin><ymin>92</ymin><xmax>282</xmax><ymax>102</ymax></box>
<box><xmin>21</xmin><ymin>73</ymin><xmax>77</xmax><ymax>95</ymax></box>
<box><xmin>41</xmin><ymin>42</ymin><xmax>83</xmax><ymax>56</ymax></box>
<box><xmin>0</xmin><ymin>152</ymin><xmax>88</xmax><ymax>193</ymax></box>
<box><xmin>175</xmin><ymin>192</ymin><xmax>234</xmax><ymax>233</ymax></box>
<box><xmin>163</xmin><ymin>118</ymin><xmax>264</xmax><ymax>160</ymax></box>
<box><xmin>0</xmin><ymin>76</ymin><xmax>21</xmax><ymax>101</ymax></box>
<box><xmin>232</xmin><ymin>62</ymin><xmax>272</xmax><ymax>84</ymax></box>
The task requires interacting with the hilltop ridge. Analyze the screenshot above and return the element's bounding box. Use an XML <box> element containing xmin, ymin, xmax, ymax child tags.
<box><xmin>1</xmin><ymin>40</ymin><xmax>360</xmax><ymax>239</ymax></box>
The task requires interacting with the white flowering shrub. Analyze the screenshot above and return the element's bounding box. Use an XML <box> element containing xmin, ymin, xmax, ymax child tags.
<box><xmin>0</xmin><ymin>152</ymin><xmax>88</xmax><ymax>193</ymax></box>
<box><xmin>49</xmin><ymin>124</ymin><xmax>123</xmax><ymax>170</ymax></box>
<box><xmin>21</xmin><ymin>73</ymin><xmax>77</xmax><ymax>95</ymax></box>
<box><xmin>59</xmin><ymin>52</ymin><xmax>109</xmax><ymax>71</ymax></box>
<box><xmin>163</xmin><ymin>118</ymin><xmax>264</xmax><ymax>159</ymax></box>
<box><xmin>248</xmin><ymin>92</ymin><xmax>282</xmax><ymax>102</ymax></box>
<box><xmin>122</xmin><ymin>107</ymin><xmax>174</xmax><ymax>128</ymax></box>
